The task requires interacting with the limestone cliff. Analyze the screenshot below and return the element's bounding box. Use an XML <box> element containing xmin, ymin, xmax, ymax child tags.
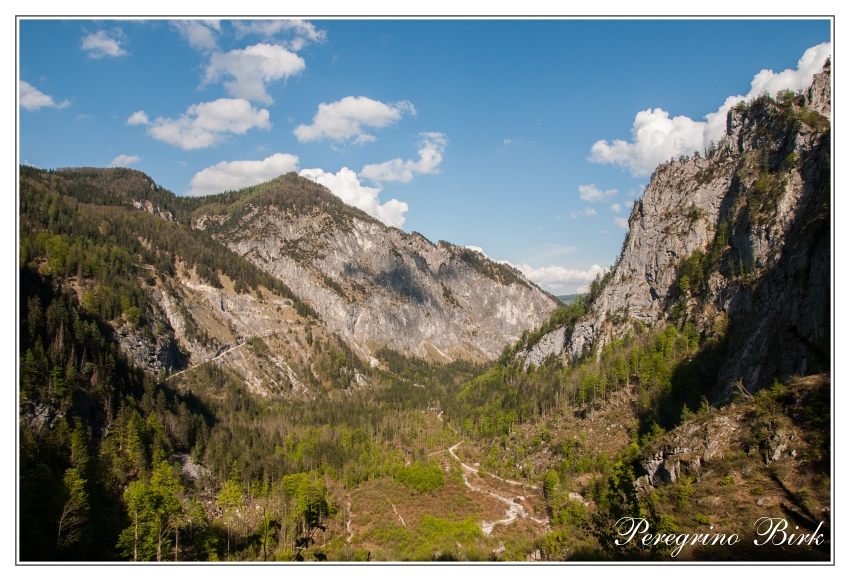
<box><xmin>522</xmin><ymin>62</ymin><xmax>831</xmax><ymax>398</ymax></box>
<box><xmin>195</xmin><ymin>180</ymin><xmax>558</xmax><ymax>363</ymax></box>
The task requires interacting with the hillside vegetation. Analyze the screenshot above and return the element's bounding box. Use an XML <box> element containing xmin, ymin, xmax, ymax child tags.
<box><xmin>18</xmin><ymin>69</ymin><xmax>830</xmax><ymax>561</ymax></box>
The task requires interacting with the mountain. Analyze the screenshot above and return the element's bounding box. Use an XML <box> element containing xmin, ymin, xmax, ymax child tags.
<box><xmin>519</xmin><ymin>61</ymin><xmax>831</xmax><ymax>401</ymax></box>
<box><xmin>17</xmin><ymin>63</ymin><xmax>831</xmax><ymax>563</ymax></box>
<box><xmin>193</xmin><ymin>174</ymin><xmax>558</xmax><ymax>364</ymax></box>
<box><xmin>19</xmin><ymin>165</ymin><xmax>556</xmax><ymax>399</ymax></box>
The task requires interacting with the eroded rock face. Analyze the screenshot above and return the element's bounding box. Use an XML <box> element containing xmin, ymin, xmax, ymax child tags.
<box><xmin>804</xmin><ymin>59</ymin><xmax>831</xmax><ymax>116</ymax></box>
<box><xmin>520</xmin><ymin>327</ymin><xmax>568</xmax><ymax>368</ymax></box>
<box><xmin>555</xmin><ymin>64</ymin><xmax>831</xmax><ymax>397</ymax></box>
<box><xmin>641</xmin><ymin>413</ymin><xmax>743</xmax><ymax>484</ymax></box>
<box><xmin>203</xmin><ymin>211</ymin><xmax>557</xmax><ymax>363</ymax></box>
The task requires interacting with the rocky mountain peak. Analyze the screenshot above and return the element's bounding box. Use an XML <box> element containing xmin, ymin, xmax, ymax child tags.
<box><xmin>519</xmin><ymin>64</ymin><xmax>831</xmax><ymax>400</ymax></box>
<box><xmin>197</xmin><ymin>176</ymin><xmax>558</xmax><ymax>363</ymax></box>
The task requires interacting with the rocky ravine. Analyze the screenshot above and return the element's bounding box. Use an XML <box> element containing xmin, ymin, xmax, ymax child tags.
<box><xmin>520</xmin><ymin>62</ymin><xmax>831</xmax><ymax>397</ymax></box>
<box><xmin>198</xmin><ymin>196</ymin><xmax>558</xmax><ymax>364</ymax></box>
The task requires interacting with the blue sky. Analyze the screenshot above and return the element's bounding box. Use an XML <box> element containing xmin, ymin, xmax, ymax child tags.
<box><xmin>18</xmin><ymin>18</ymin><xmax>831</xmax><ymax>294</ymax></box>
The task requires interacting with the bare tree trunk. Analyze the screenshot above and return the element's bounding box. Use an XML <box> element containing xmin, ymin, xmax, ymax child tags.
<box><xmin>133</xmin><ymin>508</ymin><xmax>139</xmax><ymax>562</ymax></box>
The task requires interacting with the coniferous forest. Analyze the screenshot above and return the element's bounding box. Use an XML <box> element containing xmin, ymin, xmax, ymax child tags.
<box><xmin>18</xmin><ymin>152</ymin><xmax>831</xmax><ymax>561</ymax></box>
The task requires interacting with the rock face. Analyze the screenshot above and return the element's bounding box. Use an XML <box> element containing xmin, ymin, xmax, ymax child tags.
<box><xmin>640</xmin><ymin>374</ymin><xmax>826</xmax><ymax>485</ymax></box>
<box><xmin>539</xmin><ymin>62</ymin><xmax>831</xmax><ymax>397</ymax></box>
<box><xmin>522</xmin><ymin>327</ymin><xmax>569</xmax><ymax>368</ymax></box>
<box><xmin>199</xmin><ymin>190</ymin><xmax>558</xmax><ymax>363</ymax></box>
<box><xmin>642</xmin><ymin>413</ymin><xmax>743</xmax><ymax>484</ymax></box>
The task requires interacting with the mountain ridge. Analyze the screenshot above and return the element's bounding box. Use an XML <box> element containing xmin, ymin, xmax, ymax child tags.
<box><xmin>518</xmin><ymin>62</ymin><xmax>831</xmax><ymax>399</ymax></box>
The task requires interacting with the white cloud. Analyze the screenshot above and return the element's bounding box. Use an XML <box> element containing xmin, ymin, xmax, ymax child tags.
<box><xmin>171</xmin><ymin>20</ymin><xmax>221</xmax><ymax>52</ymax></box>
<box><xmin>294</xmin><ymin>96</ymin><xmax>415</xmax><ymax>144</ymax></box>
<box><xmin>360</xmin><ymin>132</ymin><xmax>447</xmax><ymax>183</ymax></box>
<box><xmin>20</xmin><ymin>81</ymin><xmax>70</xmax><ymax>111</ymax></box>
<box><xmin>578</xmin><ymin>184</ymin><xmax>618</xmax><ymax>203</ymax></box>
<box><xmin>512</xmin><ymin>263</ymin><xmax>607</xmax><ymax>294</ymax></box>
<box><xmin>135</xmin><ymin>99</ymin><xmax>270</xmax><ymax>150</ymax></box>
<box><xmin>299</xmin><ymin>167</ymin><xmax>408</xmax><ymax>228</ymax></box>
<box><xmin>590</xmin><ymin>42</ymin><xmax>831</xmax><ymax>177</ymax></box>
<box><xmin>614</xmin><ymin>217</ymin><xmax>629</xmax><ymax>230</ymax></box>
<box><xmin>81</xmin><ymin>29</ymin><xmax>128</xmax><ymax>59</ymax></box>
<box><xmin>570</xmin><ymin>208</ymin><xmax>597</xmax><ymax>219</ymax></box>
<box><xmin>126</xmin><ymin>110</ymin><xmax>149</xmax><ymax>125</ymax></box>
<box><xmin>233</xmin><ymin>19</ymin><xmax>327</xmax><ymax>51</ymax></box>
<box><xmin>203</xmin><ymin>43</ymin><xmax>305</xmax><ymax>105</ymax></box>
<box><xmin>109</xmin><ymin>154</ymin><xmax>141</xmax><ymax>167</ymax></box>
<box><xmin>188</xmin><ymin>153</ymin><xmax>299</xmax><ymax>196</ymax></box>
<box><xmin>609</xmin><ymin>203</ymin><xmax>621</xmax><ymax>213</ymax></box>
<box><xmin>465</xmin><ymin>245</ymin><xmax>489</xmax><ymax>258</ymax></box>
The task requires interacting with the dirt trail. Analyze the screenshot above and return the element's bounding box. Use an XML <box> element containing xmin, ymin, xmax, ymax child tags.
<box><xmin>346</xmin><ymin>502</ymin><xmax>354</xmax><ymax>543</ymax></box>
<box><xmin>385</xmin><ymin>495</ymin><xmax>406</xmax><ymax>528</ymax></box>
<box><xmin>447</xmin><ymin>442</ymin><xmax>539</xmax><ymax>490</ymax></box>
<box><xmin>167</xmin><ymin>330</ymin><xmax>278</xmax><ymax>380</ymax></box>
<box><xmin>448</xmin><ymin>442</ymin><xmax>548</xmax><ymax>535</ymax></box>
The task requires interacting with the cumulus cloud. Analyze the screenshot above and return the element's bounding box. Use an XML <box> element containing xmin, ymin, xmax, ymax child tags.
<box><xmin>512</xmin><ymin>263</ymin><xmax>607</xmax><ymax>294</ymax></box>
<box><xmin>578</xmin><ymin>184</ymin><xmax>618</xmax><ymax>203</ymax></box>
<box><xmin>129</xmin><ymin>98</ymin><xmax>270</xmax><ymax>150</ymax></box>
<box><xmin>81</xmin><ymin>29</ymin><xmax>128</xmax><ymax>58</ymax></box>
<box><xmin>171</xmin><ymin>20</ymin><xmax>221</xmax><ymax>52</ymax></box>
<box><xmin>293</xmin><ymin>96</ymin><xmax>415</xmax><ymax>143</ymax></box>
<box><xmin>109</xmin><ymin>154</ymin><xmax>141</xmax><ymax>167</ymax></box>
<box><xmin>465</xmin><ymin>245</ymin><xmax>489</xmax><ymax>258</ymax></box>
<box><xmin>126</xmin><ymin>110</ymin><xmax>149</xmax><ymax>125</ymax></box>
<box><xmin>614</xmin><ymin>217</ymin><xmax>630</xmax><ymax>230</ymax></box>
<box><xmin>609</xmin><ymin>203</ymin><xmax>621</xmax><ymax>213</ymax></box>
<box><xmin>299</xmin><ymin>167</ymin><xmax>408</xmax><ymax>228</ymax></box>
<box><xmin>204</xmin><ymin>43</ymin><xmax>305</xmax><ymax>105</ymax></box>
<box><xmin>188</xmin><ymin>153</ymin><xmax>299</xmax><ymax>196</ymax></box>
<box><xmin>20</xmin><ymin>81</ymin><xmax>70</xmax><ymax>111</ymax></box>
<box><xmin>590</xmin><ymin>42</ymin><xmax>832</xmax><ymax>176</ymax></box>
<box><xmin>233</xmin><ymin>19</ymin><xmax>327</xmax><ymax>51</ymax></box>
<box><xmin>360</xmin><ymin>132</ymin><xmax>447</xmax><ymax>183</ymax></box>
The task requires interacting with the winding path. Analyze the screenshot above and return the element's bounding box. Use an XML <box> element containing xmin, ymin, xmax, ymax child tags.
<box><xmin>447</xmin><ymin>442</ymin><xmax>548</xmax><ymax>535</ymax></box>
<box><xmin>448</xmin><ymin>442</ymin><xmax>539</xmax><ymax>490</ymax></box>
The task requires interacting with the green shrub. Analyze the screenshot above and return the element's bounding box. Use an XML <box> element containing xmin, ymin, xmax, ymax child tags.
<box><xmin>395</xmin><ymin>461</ymin><xmax>446</xmax><ymax>494</ymax></box>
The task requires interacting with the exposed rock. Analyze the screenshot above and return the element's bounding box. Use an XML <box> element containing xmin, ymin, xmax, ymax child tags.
<box><xmin>520</xmin><ymin>326</ymin><xmax>568</xmax><ymax>368</ymax></box>
<box><xmin>804</xmin><ymin>61</ymin><xmax>831</xmax><ymax>116</ymax></box>
<box><xmin>756</xmin><ymin>495</ymin><xmax>783</xmax><ymax>508</ymax></box>
<box><xmin>130</xmin><ymin>198</ymin><xmax>174</xmax><ymax>221</ymax></box>
<box><xmin>640</xmin><ymin>375</ymin><xmax>827</xmax><ymax>486</ymax></box>
<box><xmin>204</xmin><ymin>204</ymin><xmax>557</xmax><ymax>363</ymax></box>
<box><xmin>24</xmin><ymin>402</ymin><xmax>65</xmax><ymax>434</ymax></box>
<box><xmin>764</xmin><ymin>426</ymin><xmax>797</xmax><ymax>465</ymax></box>
<box><xmin>528</xmin><ymin>62</ymin><xmax>831</xmax><ymax>398</ymax></box>
<box><xmin>642</xmin><ymin>413</ymin><xmax>743</xmax><ymax>485</ymax></box>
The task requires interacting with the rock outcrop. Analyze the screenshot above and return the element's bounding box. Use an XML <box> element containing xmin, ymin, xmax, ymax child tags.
<box><xmin>525</xmin><ymin>61</ymin><xmax>831</xmax><ymax>398</ymax></box>
<box><xmin>640</xmin><ymin>374</ymin><xmax>826</xmax><ymax>485</ymax></box>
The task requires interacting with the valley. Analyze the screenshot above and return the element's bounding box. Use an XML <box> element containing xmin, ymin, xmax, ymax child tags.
<box><xmin>18</xmin><ymin>64</ymin><xmax>831</xmax><ymax>562</ymax></box>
